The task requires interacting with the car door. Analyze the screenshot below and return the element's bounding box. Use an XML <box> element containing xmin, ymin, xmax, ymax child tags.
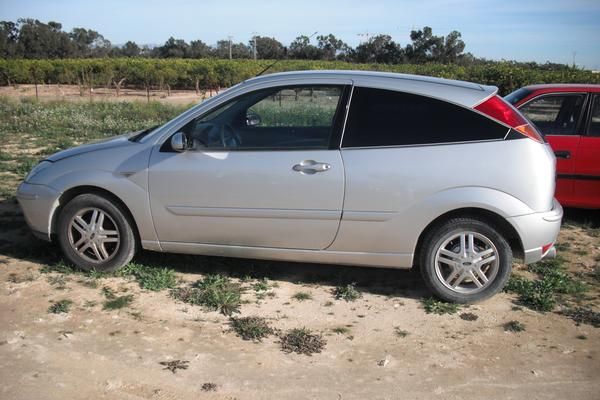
<box><xmin>573</xmin><ymin>93</ymin><xmax>600</xmax><ymax>207</ymax></box>
<box><xmin>148</xmin><ymin>84</ymin><xmax>349</xmax><ymax>250</ymax></box>
<box><xmin>518</xmin><ymin>93</ymin><xmax>586</xmax><ymax>205</ymax></box>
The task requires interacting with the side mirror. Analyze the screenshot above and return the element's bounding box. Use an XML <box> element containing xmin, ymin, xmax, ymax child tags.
<box><xmin>171</xmin><ymin>132</ymin><xmax>189</xmax><ymax>152</ymax></box>
<box><xmin>246</xmin><ymin>112</ymin><xmax>261</xmax><ymax>127</ymax></box>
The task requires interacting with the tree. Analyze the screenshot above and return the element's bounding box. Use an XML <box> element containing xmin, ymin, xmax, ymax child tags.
<box><xmin>18</xmin><ymin>18</ymin><xmax>74</xmax><ymax>58</ymax></box>
<box><xmin>252</xmin><ymin>36</ymin><xmax>285</xmax><ymax>59</ymax></box>
<box><xmin>120</xmin><ymin>41</ymin><xmax>141</xmax><ymax>57</ymax></box>
<box><xmin>289</xmin><ymin>35</ymin><xmax>320</xmax><ymax>59</ymax></box>
<box><xmin>354</xmin><ymin>35</ymin><xmax>403</xmax><ymax>64</ymax></box>
<box><xmin>213</xmin><ymin>40</ymin><xmax>251</xmax><ymax>59</ymax></box>
<box><xmin>189</xmin><ymin>40</ymin><xmax>210</xmax><ymax>58</ymax></box>
<box><xmin>316</xmin><ymin>34</ymin><xmax>347</xmax><ymax>60</ymax></box>
<box><xmin>69</xmin><ymin>27</ymin><xmax>111</xmax><ymax>57</ymax></box>
<box><xmin>0</xmin><ymin>21</ymin><xmax>19</xmax><ymax>58</ymax></box>
<box><xmin>155</xmin><ymin>37</ymin><xmax>190</xmax><ymax>58</ymax></box>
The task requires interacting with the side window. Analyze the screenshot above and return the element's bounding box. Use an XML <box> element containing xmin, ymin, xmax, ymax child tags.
<box><xmin>588</xmin><ymin>95</ymin><xmax>600</xmax><ymax>137</ymax></box>
<box><xmin>342</xmin><ymin>87</ymin><xmax>507</xmax><ymax>148</ymax></box>
<box><xmin>519</xmin><ymin>94</ymin><xmax>585</xmax><ymax>135</ymax></box>
<box><xmin>180</xmin><ymin>86</ymin><xmax>343</xmax><ymax>150</ymax></box>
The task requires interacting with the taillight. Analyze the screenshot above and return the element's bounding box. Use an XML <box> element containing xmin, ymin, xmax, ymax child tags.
<box><xmin>475</xmin><ymin>95</ymin><xmax>544</xmax><ymax>143</ymax></box>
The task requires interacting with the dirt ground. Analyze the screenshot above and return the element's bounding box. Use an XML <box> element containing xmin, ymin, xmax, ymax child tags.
<box><xmin>0</xmin><ymin>194</ymin><xmax>599</xmax><ymax>400</ymax></box>
<box><xmin>0</xmin><ymin>84</ymin><xmax>219</xmax><ymax>105</ymax></box>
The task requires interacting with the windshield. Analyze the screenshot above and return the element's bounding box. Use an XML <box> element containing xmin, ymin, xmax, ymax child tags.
<box><xmin>504</xmin><ymin>88</ymin><xmax>532</xmax><ymax>106</ymax></box>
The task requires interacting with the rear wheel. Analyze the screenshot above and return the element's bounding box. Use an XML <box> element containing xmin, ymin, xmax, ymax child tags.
<box><xmin>57</xmin><ymin>193</ymin><xmax>136</xmax><ymax>272</ymax></box>
<box><xmin>419</xmin><ymin>217</ymin><xmax>512</xmax><ymax>303</ymax></box>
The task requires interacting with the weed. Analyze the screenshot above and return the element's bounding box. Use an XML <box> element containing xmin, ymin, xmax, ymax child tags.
<box><xmin>170</xmin><ymin>274</ymin><xmax>242</xmax><ymax>315</ymax></box>
<box><xmin>119</xmin><ymin>262</ymin><xmax>177</xmax><ymax>291</ymax></box>
<box><xmin>506</xmin><ymin>259</ymin><xmax>588</xmax><ymax>312</ymax></box>
<box><xmin>562</xmin><ymin>307</ymin><xmax>600</xmax><ymax>328</ymax></box>
<box><xmin>101</xmin><ymin>286</ymin><xmax>117</xmax><ymax>299</ymax></box>
<box><xmin>555</xmin><ymin>242</ymin><xmax>571</xmax><ymax>251</ymax></box>
<box><xmin>103</xmin><ymin>295</ymin><xmax>134</xmax><ymax>310</ymax></box>
<box><xmin>503</xmin><ymin>320</ymin><xmax>526</xmax><ymax>332</ymax></box>
<box><xmin>279</xmin><ymin>328</ymin><xmax>326</xmax><ymax>356</ymax></box>
<box><xmin>84</xmin><ymin>300</ymin><xmax>97</xmax><ymax>308</ymax></box>
<box><xmin>421</xmin><ymin>298</ymin><xmax>460</xmax><ymax>315</ymax></box>
<box><xmin>323</xmin><ymin>301</ymin><xmax>334</xmax><ymax>307</ymax></box>
<box><xmin>332</xmin><ymin>326</ymin><xmax>350</xmax><ymax>335</ymax></box>
<box><xmin>292</xmin><ymin>291</ymin><xmax>312</xmax><ymax>301</ymax></box>
<box><xmin>48</xmin><ymin>299</ymin><xmax>72</xmax><ymax>314</ymax></box>
<box><xmin>47</xmin><ymin>275</ymin><xmax>68</xmax><ymax>289</ymax></box>
<box><xmin>252</xmin><ymin>278</ymin><xmax>270</xmax><ymax>292</ymax></box>
<box><xmin>230</xmin><ymin>316</ymin><xmax>274</xmax><ymax>341</ymax></box>
<box><xmin>460</xmin><ymin>312</ymin><xmax>479</xmax><ymax>321</ymax></box>
<box><xmin>201</xmin><ymin>383</ymin><xmax>218</xmax><ymax>392</ymax></box>
<box><xmin>573</xmin><ymin>249</ymin><xmax>589</xmax><ymax>256</ymax></box>
<box><xmin>159</xmin><ymin>360</ymin><xmax>189</xmax><ymax>373</ymax></box>
<box><xmin>7</xmin><ymin>272</ymin><xmax>36</xmax><ymax>283</ymax></box>
<box><xmin>41</xmin><ymin>260</ymin><xmax>79</xmax><ymax>275</ymax></box>
<box><xmin>333</xmin><ymin>283</ymin><xmax>361</xmax><ymax>302</ymax></box>
<box><xmin>590</xmin><ymin>266</ymin><xmax>600</xmax><ymax>282</ymax></box>
<box><xmin>394</xmin><ymin>327</ymin><xmax>409</xmax><ymax>338</ymax></box>
<box><xmin>576</xmin><ymin>334</ymin><xmax>587</xmax><ymax>340</ymax></box>
<box><xmin>128</xmin><ymin>311</ymin><xmax>143</xmax><ymax>321</ymax></box>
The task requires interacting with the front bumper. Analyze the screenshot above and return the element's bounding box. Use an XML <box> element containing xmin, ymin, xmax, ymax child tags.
<box><xmin>507</xmin><ymin>198</ymin><xmax>563</xmax><ymax>264</ymax></box>
<box><xmin>16</xmin><ymin>182</ymin><xmax>61</xmax><ymax>241</ymax></box>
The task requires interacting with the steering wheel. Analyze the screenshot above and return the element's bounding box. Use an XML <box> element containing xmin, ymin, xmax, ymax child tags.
<box><xmin>220</xmin><ymin>124</ymin><xmax>242</xmax><ymax>148</ymax></box>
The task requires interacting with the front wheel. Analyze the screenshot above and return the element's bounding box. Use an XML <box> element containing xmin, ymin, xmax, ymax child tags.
<box><xmin>419</xmin><ymin>218</ymin><xmax>512</xmax><ymax>303</ymax></box>
<box><xmin>57</xmin><ymin>193</ymin><xmax>137</xmax><ymax>272</ymax></box>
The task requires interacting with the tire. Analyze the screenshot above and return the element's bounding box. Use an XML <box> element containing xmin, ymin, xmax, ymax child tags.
<box><xmin>57</xmin><ymin>193</ymin><xmax>137</xmax><ymax>272</ymax></box>
<box><xmin>419</xmin><ymin>217</ymin><xmax>512</xmax><ymax>303</ymax></box>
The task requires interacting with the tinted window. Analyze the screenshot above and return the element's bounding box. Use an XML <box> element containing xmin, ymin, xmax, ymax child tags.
<box><xmin>519</xmin><ymin>94</ymin><xmax>585</xmax><ymax>135</ymax></box>
<box><xmin>180</xmin><ymin>86</ymin><xmax>343</xmax><ymax>150</ymax></box>
<box><xmin>505</xmin><ymin>88</ymin><xmax>532</xmax><ymax>105</ymax></box>
<box><xmin>588</xmin><ymin>95</ymin><xmax>600</xmax><ymax>137</ymax></box>
<box><xmin>342</xmin><ymin>87</ymin><xmax>508</xmax><ymax>148</ymax></box>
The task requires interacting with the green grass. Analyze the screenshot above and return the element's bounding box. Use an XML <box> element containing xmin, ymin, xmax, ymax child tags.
<box><xmin>332</xmin><ymin>283</ymin><xmax>361</xmax><ymax>302</ymax></box>
<box><xmin>102</xmin><ymin>294</ymin><xmax>134</xmax><ymax>310</ymax></box>
<box><xmin>170</xmin><ymin>274</ymin><xmax>243</xmax><ymax>315</ymax></box>
<box><xmin>291</xmin><ymin>291</ymin><xmax>313</xmax><ymax>302</ymax></box>
<box><xmin>48</xmin><ymin>299</ymin><xmax>73</xmax><ymax>314</ymax></box>
<box><xmin>421</xmin><ymin>298</ymin><xmax>460</xmax><ymax>315</ymax></box>
<box><xmin>506</xmin><ymin>258</ymin><xmax>588</xmax><ymax>312</ymax></box>
<box><xmin>230</xmin><ymin>316</ymin><xmax>274</xmax><ymax>341</ymax></box>
<box><xmin>279</xmin><ymin>328</ymin><xmax>326</xmax><ymax>355</ymax></box>
<box><xmin>119</xmin><ymin>262</ymin><xmax>177</xmax><ymax>291</ymax></box>
<box><xmin>562</xmin><ymin>307</ymin><xmax>600</xmax><ymax>328</ymax></box>
<box><xmin>0</xmin><ymin>98</ymin><xmax>190</xmax><ymax>198</ymax></box>
<box><xmin>503</xmin><ymin>320</ymin><xmax>526</xmax><ymax>332</ymax></box>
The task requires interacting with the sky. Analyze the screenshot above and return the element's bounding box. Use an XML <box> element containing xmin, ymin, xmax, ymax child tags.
<box><xmin>1</xmin><ymin>0</ymin><xmax>599</xmax><ymax>69</ymax></box>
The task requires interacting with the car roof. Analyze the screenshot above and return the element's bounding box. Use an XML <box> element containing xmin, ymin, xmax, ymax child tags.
<box><xmin>243</xmin><ymin>70</ymin><xmax>498</xmax><ymax>108</ymax></box>
<box><xmin>522</xmin><ymin>83</ymin><xmax>600</xmax><ymax>93</ymax></box>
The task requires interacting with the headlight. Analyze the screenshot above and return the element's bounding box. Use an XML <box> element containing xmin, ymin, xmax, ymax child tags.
<box><xmin>25</xmin><ymin>160</ymin><xmax>52</xmax><ymax>182</ymax></box>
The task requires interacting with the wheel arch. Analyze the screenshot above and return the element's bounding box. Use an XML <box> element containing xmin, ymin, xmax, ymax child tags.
<box><xmin>413</xmin><ymin>207</ymin><xmax>524</xmax><ymax>267</ymax></box>
<box><xmin>51</xmin><ymin>185</ymin><xmax>141</xmax><ymax>246</ymax></box>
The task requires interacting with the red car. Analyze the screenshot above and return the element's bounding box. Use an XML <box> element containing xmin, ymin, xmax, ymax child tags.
<box><xmin>505</xmin><ymin>84</ymin><xmax>600</xmax><ymax>209</ymax></box>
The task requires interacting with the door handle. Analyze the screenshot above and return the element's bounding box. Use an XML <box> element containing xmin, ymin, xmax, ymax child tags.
<box><xmin>554</xmin><ymin>150</ymin><xmax>571</xmax><ymax>159</ymax></box>
<box><xmin>292</xmin><ymin>160</ymin><xmax>332</xmax><ymax>174</ymax></box>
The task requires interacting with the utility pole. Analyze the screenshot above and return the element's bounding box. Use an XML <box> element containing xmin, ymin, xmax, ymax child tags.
<box><xmin>252</xmin><ymin>32</ymin><xmax>258</xmax><ymax>60</ymax></box>
<box><xmin>357</xmin><ymin>31</ymin><xmax>370</xmax><ymax>43</ymax></box>
<box><xmin>228</xmin><ymin>35</ymin><xmax>233</xmax><ymax>60</ymax></box>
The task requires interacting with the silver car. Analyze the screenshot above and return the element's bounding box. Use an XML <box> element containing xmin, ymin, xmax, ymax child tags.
<box><xmin>17</xmin><ymin>71</ymin><xmax>563</xmax><ymax>302</ymax></box>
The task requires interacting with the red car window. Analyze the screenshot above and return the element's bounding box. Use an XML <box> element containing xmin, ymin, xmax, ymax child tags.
<box><xmin>520</xmin><ymin>94</ymin><xmax>585</xmax><ymax>135</ymax></box>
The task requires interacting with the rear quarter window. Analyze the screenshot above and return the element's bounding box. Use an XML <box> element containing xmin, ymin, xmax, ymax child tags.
<box><xmin>342</xmin><ymin>87</ymin><xmax>508</xmax><ymax>148</ymax></box>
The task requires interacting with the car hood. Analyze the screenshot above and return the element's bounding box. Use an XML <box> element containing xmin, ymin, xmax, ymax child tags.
<box><xmin>45</xmin><ymin>132</ymin><xmax>137</xmax><ymax>162</ymax></box>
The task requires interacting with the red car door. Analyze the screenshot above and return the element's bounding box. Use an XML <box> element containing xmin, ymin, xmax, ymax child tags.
<box><xmin>573</xmin><ymin>94</ymin><xmax>600</xmax><ymax>208</ymax></box>
<box><xmin>518</xmin><ymin>93</ymin><xmax>586</xmax><ymax>206</ymax></box>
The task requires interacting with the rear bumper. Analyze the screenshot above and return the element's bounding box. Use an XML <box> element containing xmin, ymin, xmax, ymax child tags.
<box><xmin>16</xmin><ymin>182</ymin><xmax>61</xmax><ymax>242</ymax></box>
<box><xmin>507</xmin><ymin>199</ymin><xmax>563</xmax><ymax>264</ymax></box>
